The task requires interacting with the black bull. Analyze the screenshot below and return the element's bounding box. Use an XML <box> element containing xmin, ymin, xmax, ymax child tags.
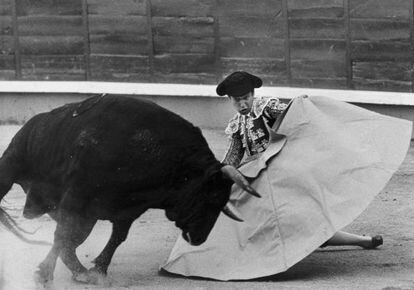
<box><xmin>0</xmin><ymin>95</ymin><xmax>259</xmax><ymax>283</ymax></box>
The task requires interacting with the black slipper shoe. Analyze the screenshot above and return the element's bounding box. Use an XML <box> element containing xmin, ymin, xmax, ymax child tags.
<box><xmin>363</xmin><ymin>235</ymin><xmax>383</xmax><ymax>249</ymax></box>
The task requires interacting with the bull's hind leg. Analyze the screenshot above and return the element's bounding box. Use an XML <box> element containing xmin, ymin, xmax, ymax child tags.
<box><xmin>58</xmin><ymin>215</ymin><xmax>97</xmax><ymax>283</ymax></box>
<box><xmin>36</xmin><ymin>213</ymin><xmax>96</xmax><ymax>283</ymax></box>
<box><xmin>0</xmin><ymin>158</ymin><xmax>14</xmax><ymax>200</ymax></box>
<box><xmin>90</xmin><ymin>219</ymin><xmax>134</xmax><ymax>275</ymax></box>
<box><xmin>0</xmin><ymin>179</ymin><xmax>12</xmax><ymax>199</ymax></box>
<box><xmin>35</xmin><ymin>240</ymin><xmax>61</xmax><ymax>283</ymax></box>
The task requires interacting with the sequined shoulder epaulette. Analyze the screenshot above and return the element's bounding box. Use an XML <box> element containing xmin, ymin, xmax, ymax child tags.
<box><xmin>225</xmin><ymin>114</ymin><xmax>240</xmax><ymax>135</ymax></box>
<box><xmin>252</xmin><ymin>96</ymin><xmax>279</xmax><ymax>117</ymax></box>
<box><xmin>267</xmin><ymin>98</ymin><xmax>288</xmax><ymax>111</ymax></box>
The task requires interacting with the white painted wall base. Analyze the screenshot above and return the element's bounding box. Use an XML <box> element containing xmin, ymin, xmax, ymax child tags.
<box><xmin>1</xmin><ymin>81</ymin><xmax>414</xmax><ymax>105</ymax></box>
<box><xmin>0</xmin><ymin>81</ymin><xmax>413</xmax><ymax>137</ymax></box>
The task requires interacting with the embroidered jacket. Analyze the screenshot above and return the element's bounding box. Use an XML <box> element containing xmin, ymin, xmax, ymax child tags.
<box><xmin>222</xmin><ymin>97</ymin><xmax>288</xmax><ymax>167</ymax></box>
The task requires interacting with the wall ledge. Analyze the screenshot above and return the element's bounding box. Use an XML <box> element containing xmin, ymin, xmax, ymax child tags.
<box><xmin>1</xmin><ymin>81</ymin><xmax>413</xmax><ymax>106</ymax></box>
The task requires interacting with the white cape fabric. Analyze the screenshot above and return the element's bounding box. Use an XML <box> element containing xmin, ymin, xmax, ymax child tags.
<box><xmin>162</xmin><ymin>95</ymin><xmax>412</xmax><ymax>281</ymax></box>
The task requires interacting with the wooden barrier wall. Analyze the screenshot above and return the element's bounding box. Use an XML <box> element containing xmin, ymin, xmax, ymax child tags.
<box><xmin>0</xmin><ymin>0</ymin><xmax>413</xmax><ymax>92</ymax></box>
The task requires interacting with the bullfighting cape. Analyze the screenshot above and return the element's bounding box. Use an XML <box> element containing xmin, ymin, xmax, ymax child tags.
<box><xmin>162</xmin><ymin>95</ymin><xmax>412</xmax><ymax>280</ymax></box>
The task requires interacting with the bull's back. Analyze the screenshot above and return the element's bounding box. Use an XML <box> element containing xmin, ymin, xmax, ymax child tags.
<box><xmin>18</xmin><ymin>95</ymin><xmax>208</xmax><ymax>191</ymax></box>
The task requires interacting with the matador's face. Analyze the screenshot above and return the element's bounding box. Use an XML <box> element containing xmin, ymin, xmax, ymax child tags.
<box><xmin>229</xmin><ymin>91</ymin><xmax>254</xmax><ymax>115</ymax></box>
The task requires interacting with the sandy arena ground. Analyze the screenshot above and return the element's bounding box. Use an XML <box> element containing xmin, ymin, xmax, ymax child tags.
<box><xmin>0</xmin><ymin>125</ymin><xmax>413</xmax><ymax>290</ymax></box>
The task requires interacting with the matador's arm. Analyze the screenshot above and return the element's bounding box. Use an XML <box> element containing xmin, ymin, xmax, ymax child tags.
<box><xmin>222</xmin><ymin>132</ymin><xmax>245</xmax><ymax>168</ymax></box>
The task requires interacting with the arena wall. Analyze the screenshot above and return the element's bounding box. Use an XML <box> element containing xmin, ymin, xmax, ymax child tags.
<box><xmin>1</xmin><ymin>81</ymin><xmax>413</xmax><ymax>137</ymax></box>
<box><xmin>0</xmin><ymin>0</ymin><xmax>413</xmax><ymax>93</ymax></box>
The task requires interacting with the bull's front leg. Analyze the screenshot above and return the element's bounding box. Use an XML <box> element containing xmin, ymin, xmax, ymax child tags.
<box><xmin>90</xmin><ymin>219</ymin><xmax>134</xmax><ymax>275</ymax></box>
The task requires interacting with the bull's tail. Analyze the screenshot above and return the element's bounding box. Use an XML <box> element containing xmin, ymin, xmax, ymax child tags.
<box><xmin>0</xmin><ymin>203</ymin><xmax>40</xmax><ymax>235</ymax></box>
<box><xmin>0</xmin><ymin>207</ymin><xmax>51</xmax><ymax>246</ymax></box>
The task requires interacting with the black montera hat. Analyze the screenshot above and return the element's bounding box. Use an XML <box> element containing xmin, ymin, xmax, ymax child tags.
<box><xmin>216</xmin><ymin>71</ymin><xmax>262</xmax><ymax>97</ymax></box>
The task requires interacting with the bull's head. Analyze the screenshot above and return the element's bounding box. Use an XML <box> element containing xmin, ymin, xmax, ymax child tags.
<box><xmin>168</xmin><ymin>164</ymin><xmax>260</xmax><ymax>246</ymax></box>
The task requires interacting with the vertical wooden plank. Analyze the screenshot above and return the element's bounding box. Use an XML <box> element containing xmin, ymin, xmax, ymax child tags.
<box><xmin>410</xmin><ymin>0</ymin><xmax>414</xmax><ymax>92</ymax></box>
<box><xmin>344</xmin><ymin>0</ymin><xmax>353</xmax><ymax>89</ymax></box>
<box><xmin>145</xmin><ymin>0</ymin><xmax>154</xmax><ymax>80</ymax></box>
<box><xmin>282</xmin><ymin>0</ymin><xmax>291</xmax><ymax>84</ymax></box>
<box><xmin>82</xmin><ymin>0</ymin><xmax>90</xmax><ymax>80</ymax></box>
<box><xmin>213</xmin><ymin>0</ymin><xmax>221</xmax><ymax>81</ymax></box>
<box><xmin>11</xmin><ymin>0</ymin><xmax>20</xmax><ymax>79</ymax></box>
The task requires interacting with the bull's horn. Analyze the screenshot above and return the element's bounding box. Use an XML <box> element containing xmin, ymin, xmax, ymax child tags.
<box><xmin>222</xmin><ymin>203</ymin><xmax>243</xmax><ymax>222</ymax></box>
<box><xmin>221</xmin><ymin>165</ymin><xmax>261</xmax><ymax>198</ymax></box>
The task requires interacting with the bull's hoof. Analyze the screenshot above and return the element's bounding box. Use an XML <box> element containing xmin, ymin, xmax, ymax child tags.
<box><xmin>89</xmin><ymin>265</ymin><xmax>107</xmax><ymax>276</ymax></box>
<box><xmin>34</xmin><ymin>265</ymin><xmax>54</xmax><ymax>284</ymax></box>
<box><xmin>72</xmin><ymin>269</ymin><xmax>108</xmax><ymax>285</ymax></box>
<box><xmin>72</xmin><ymin>271</ymin><xmax>94</xmax><ymax>284</ymax></box>
<box><xmin>88</xmin><ymin>267</ymin><xmax>110</xmax><ymax>286</ymax></box>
